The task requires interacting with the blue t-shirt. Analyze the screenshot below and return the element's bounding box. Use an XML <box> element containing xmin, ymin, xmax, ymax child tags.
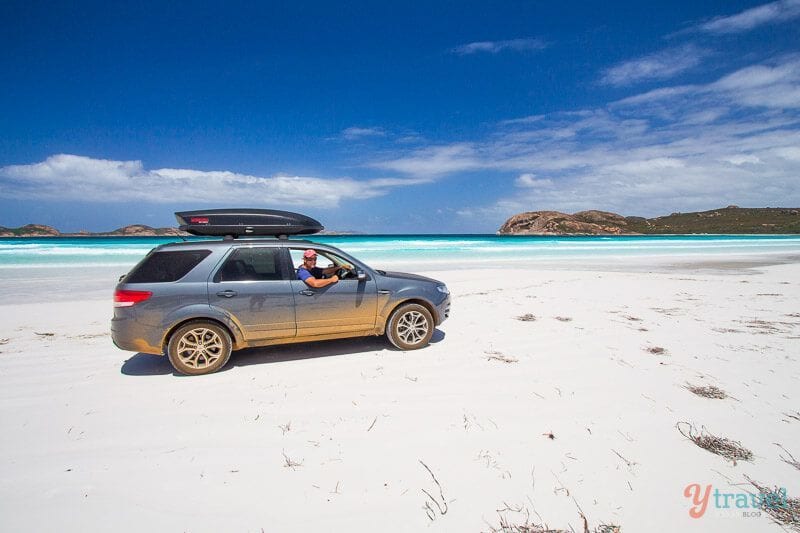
<box><xmin>297</xmin><ymin>266</ymin><xmax>324</xmax><ymax>282</ymax></box>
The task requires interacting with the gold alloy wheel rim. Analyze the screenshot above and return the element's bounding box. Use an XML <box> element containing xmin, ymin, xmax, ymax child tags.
<box><xmin>177</xmin><ymin>328</ymin><xmax>224</xmax><ymax>369</ymax></box>
<box><xmin>397</xmin><ymin>310</ymin><xmax>428</xmax><ymax>345</ymax></box>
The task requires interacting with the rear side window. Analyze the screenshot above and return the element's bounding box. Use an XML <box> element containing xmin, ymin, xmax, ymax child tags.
<box><xmin>127</xmin><ymin>250</ymin><xmax>212</xmax><ymax>283</ymax></box>
<box><xmin>215</xmin><ymin>247</ymin><xmax>286</xmax><ymax>282</ymax></box>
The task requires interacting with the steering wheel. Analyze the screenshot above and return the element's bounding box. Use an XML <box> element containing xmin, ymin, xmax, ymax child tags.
<box><xmin>337</xmin><ymin>266</ymin><xmax>354</xmax><ymax>279</ymax></box>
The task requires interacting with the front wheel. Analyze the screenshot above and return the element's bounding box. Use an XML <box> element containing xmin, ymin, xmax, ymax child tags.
<box><xmin>386</xmin><ymin>303</ymin><xmax>434</xmax><ymax>350</ymax></box>
<box><xmin>167</xmin><ymin>321</ymin><xmax>232</xmax><ymax>375</ymax></box>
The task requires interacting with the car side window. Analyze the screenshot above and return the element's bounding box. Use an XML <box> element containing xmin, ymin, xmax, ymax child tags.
<box><xmin>126</xmin><ymin>250</ymin><xmax>212</xmax><ymax>283</ymax></box>
<box><xmin>289</xmin><ymin>248</ymin><xmax>337</xmax><ymax>269</ymax></box>
<box><xmin>215</xmin><ymin>247</ymin><xmax>288</xmax><ymax>282</ymax></box>
<box><xmin>289</xmin><ymin>248</ymin><xmax>306</xmax><ymax>271</ymax></box>
<box><xmin>289</xmin><ymin>249</ymin><xmax>344</xmax><ymax>270</ymax></box>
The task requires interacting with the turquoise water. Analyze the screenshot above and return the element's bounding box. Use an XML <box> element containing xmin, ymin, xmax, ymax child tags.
<box><xmin>1</xmin><ymin>234</ymin><xmax>799</xmax><ymax>269</ymax></box>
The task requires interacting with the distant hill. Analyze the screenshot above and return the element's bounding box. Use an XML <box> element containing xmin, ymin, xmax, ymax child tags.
<box><xmin>498</xmin><ymin>206</ymin><xmax>800</xmax><ymax>235</ymax></box>
<box><xmin>0</xmin><ymin>224</ymin><xmax>189</xmax><ymax>237</ymax></box>
<box><xmin>101</xmin><ymin>225</ymin><xmax>188</xmax><ymax>237</ymax></box>
<box><xmin>0</xmin><ymin>224</ymin><xmax>62</xmax><ymax>237</ymax></box>
<box><xmin>0</xmin><ymin>224</ymin><xmax>359</xmax><ymax>237</ymax></box>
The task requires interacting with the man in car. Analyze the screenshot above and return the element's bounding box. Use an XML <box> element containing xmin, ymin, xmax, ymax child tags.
<box><xmin>297</xmin><ymin>249</ymin><xmax>350</xmax><ymax>288</ymax></box>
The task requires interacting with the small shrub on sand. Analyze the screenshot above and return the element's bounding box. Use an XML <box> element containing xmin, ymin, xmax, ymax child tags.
<box><xmin>746</xmin><ymin>477</ymin><xmax>800</xmax><ymax>531</ymax></box>
<box><xmin>516</xmin><ymin>314</ymin><xmax>537</xmax><ymax>322</ymax></box>
<box><xmin>646</xmin><ymin>346</ymin><xmax>666</xmax><ymax>355</ymax></box>
<box><xmin>684</xmin><ymin>384</ymin><xmax>728</xmax><ymax>399</ymax></box>
<box><xmin>677</xmin><ymin>422</ymin><xmax>753</xmax><ymax>464</ymax></box>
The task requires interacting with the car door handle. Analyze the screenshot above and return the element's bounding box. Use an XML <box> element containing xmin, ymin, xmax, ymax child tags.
<box><xmin>216</xmin><ymin>290</ymin><xmax>238</xmax><ymax>298</ymax></box>
<box><xmin>299</xmin><ymin>290</ymin><xmax>314</xmax><ymax>296</ymax></box>
<box><xmin>378</xmin><ymin>290</ymin><xmax>391</xmax><ymax>295</ymax></box>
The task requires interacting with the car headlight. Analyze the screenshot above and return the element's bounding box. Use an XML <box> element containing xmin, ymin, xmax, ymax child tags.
<box><xmin>436</xmin><ymin>285</ymin><xmax>449</xmax><ymax>295</ymax></box>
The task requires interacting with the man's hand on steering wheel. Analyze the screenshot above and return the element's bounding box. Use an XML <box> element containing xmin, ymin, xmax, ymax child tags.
<box><xmin>337</xmin><ymin>264</ymin><xmax>354</xmax><ymax>279</ymax></box>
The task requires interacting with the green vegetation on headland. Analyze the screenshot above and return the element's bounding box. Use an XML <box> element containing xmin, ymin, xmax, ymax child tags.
<box><xmin>497</xmin><ymin>206</ymin><xmax>800</xmax><ymax>235</ymax></box>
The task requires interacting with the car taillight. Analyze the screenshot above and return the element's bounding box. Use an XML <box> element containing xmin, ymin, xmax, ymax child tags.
<box><xmin>114</xmin><ymin>289</ymin><xmax>153</xmax><ymax>307</ymax></box>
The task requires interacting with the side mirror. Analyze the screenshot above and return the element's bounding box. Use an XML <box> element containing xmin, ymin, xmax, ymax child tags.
<box><xmin>356</xmin><ymin>269</ymin><xmax>366</xmax><ymax>281</ymax></box>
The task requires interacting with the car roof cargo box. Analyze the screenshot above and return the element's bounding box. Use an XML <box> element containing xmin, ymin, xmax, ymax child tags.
<box><xmin>175</xmin><ymin>209</ymin><xmax>324</xmax><ymax>238</ymax></box>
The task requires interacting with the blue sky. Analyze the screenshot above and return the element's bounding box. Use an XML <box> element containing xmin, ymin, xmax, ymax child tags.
<box><xmin>1</xmin><ymin>0</ymin><xmax>799</xmax><ymax>233</ymax></box>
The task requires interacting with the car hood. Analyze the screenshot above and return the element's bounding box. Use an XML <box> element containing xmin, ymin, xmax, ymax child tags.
<box><xmin>379</xmin><ymin>270</ymin><xmax>441</xmax><ymax>284</ymax></box>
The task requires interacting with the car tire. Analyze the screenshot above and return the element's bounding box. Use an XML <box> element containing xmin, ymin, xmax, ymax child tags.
<box><xmin>386</xmin><ymin>303</ymin><xmax>434</xmax><ymax>350</ymax></box>
<box><xmin>167</xmin><ymin>320</ymin><xmax>232</xmax><ymax>375</ymax></box>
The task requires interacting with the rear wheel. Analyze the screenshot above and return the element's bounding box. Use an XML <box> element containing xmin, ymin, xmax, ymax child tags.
<box><xmin>387</xmin><ymin>303</ymin><xmax>434</xmax><ymax>350</ymax></box>
<box><xmin>167</xmin><ymin>321</ymin><xmax>232</xmax><ymax>375</ymax></box>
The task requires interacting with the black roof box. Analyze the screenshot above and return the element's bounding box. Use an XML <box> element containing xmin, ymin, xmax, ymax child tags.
<box><xmin>175</xmin><ymin>209</ymin><xmax>324</xmax><ymax>238</ymax></box>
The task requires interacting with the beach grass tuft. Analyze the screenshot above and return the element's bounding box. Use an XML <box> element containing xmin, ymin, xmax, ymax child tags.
<box><xmin>516</xmin><ymin>313</ymin><xmax>537</xmax><ymax>322</ymax></box>
<box><xmin>776</xmin><ymin>444</ymin><xmax>800</xmax><ymax>472</ymax></box>
<box><xmin>487</xmin><ymin>506</ymin><xmax>621</xmax><ymax>533</ymax></box>
<box><xmin>282</xmin><ymin>451</ymin><xmax>303</xmax><ymax>470</ymax></box>
<box><xmin>677</xmin><ymin>422</ymin><xmax>753</xmax><ymax>463</ymax></box>
<box><xmin>684</xmin><ymin>383</ymin><xmax>728</xmax><ymax>399</ymax></box>
<box><xmin>485</xmin><ymin>350</ymin><xmax>519</xmax><ymax>364</ymax></box>
<box><xmin>784</xmin><ymin>411</ymin><xmax>800</xmax><ymax>423</ymax></box>
<box><xmin>746</xmin><ymin>477</ymin><xmax>800</xmax><ymax>531</ymax></box>
<box><xmin>646</xmin><ymin>346</ymin><xmax>666</xmax><ymax>355</ymax></box>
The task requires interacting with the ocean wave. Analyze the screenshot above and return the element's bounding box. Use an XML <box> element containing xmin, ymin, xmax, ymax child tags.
<box><xmin>1</xmin><ymin>235</ymin><xmax>798</xmax><ymax>268</ymax></box>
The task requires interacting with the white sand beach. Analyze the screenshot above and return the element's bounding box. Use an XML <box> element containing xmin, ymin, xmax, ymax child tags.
<box><xmin>1</xmin><ymin>258</ymin><xmax>799</xmax><ymax>532</ymax></box>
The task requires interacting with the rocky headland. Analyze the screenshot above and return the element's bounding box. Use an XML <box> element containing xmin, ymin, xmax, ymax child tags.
<box><xmin>498</xmin><ymin>206</ymin><xmax>800</xmax><ymax>235</ymax></box>
<box><xmin>0</xmin><ymin>224</ymin><xmax>358</xmax><ymax>237</ymax></box>
<box><xmin>0</xmin><ymin>224</ymin><xmax>188</xmax><ymax>237</ymax></box>
<box><xmin>498</xmin><ymin>210</ymin><xmax>632</xmax><ymax>235</ymax></box>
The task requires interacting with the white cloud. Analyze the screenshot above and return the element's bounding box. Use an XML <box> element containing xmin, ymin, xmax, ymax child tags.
<box><xmin>607</xmin><ymin>157</ymin><xmax>685</xmax><ymax>174</ymax></box>
<box><xmin>499</xmin><ymin>115</ymin><xmax>545</xmax><ymax>126</ymax></box>
<box><xmin>368</xmin><ymin>55</ymin><xmax>800</xmax><ymax>220</ymax></box>
<box><xmin>515</xmin><ymin>174</ymin><xmax>553</xmax><ymax>188</ymax></box>
<box><xmin>451</xmin><ymin>38</ymin><xmax>547</xmax><ymax>55</ymax></box>
<box><xmin>722</xmin><ymin>155</ymin><xmax>762</xmax><ymax>165</ymax></box>
<box><xmin>601</xmin><ymin>45</ymin><xmax>708</xmax><ymax>86</ymax></box>
<box><xmin>699</xmin><ymin>0</ymin><xmax>800</xmax><ymax>34</ymax></box>
<box><xmin>0</xmin><ymin>154</ymin><xmax>428</xmax><ymax>207</ymax></box>
<box><xmin>710</xmin><ymin>58</ymin><xmax>800</xmax><ymax>108</ymax></box>
<box><xmin>373</xmin><ymin>144</ymin><xmax>483</xmax><ymax>177</ymax></box>
<box><xmin>341</xmin><ymin>126</ymin><xmax>386</xmax><ymax>140</ymax></box>
<box><xmin>772</xmin><ymin>146</ymin><xmax>800</xmax><ymax>160</ymax></box>
<box><xmin>613</xmin><ymin>85</ymin><xmax>696</xmax><ymax>106</ymax></box>
<box><xmin>613</xmin><ymin>56</ymin><xmax>800</xmax><ymax>110</ymax></box>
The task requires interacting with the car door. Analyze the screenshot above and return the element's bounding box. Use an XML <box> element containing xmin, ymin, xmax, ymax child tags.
<box><xmin>289</xmin><ymin>248</ymin><xmax>378</xmax><ymax>337</ymax></box>
<box><xmin>208</xmin><ymin>246</ymin><xmax>296</xmax><ymax>341</ymax></box>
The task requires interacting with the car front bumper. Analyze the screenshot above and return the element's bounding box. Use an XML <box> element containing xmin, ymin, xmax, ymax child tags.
<box><xmin>434</xmin><ymin>294</ymin><xmax>451</xmax><ymax>325</ymax></box>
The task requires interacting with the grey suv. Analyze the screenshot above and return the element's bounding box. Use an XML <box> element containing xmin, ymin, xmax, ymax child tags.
<box><xmin>112</xmin><ymin>235</ymin><xmax>450</xmax><ymax>375</ymax></box>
